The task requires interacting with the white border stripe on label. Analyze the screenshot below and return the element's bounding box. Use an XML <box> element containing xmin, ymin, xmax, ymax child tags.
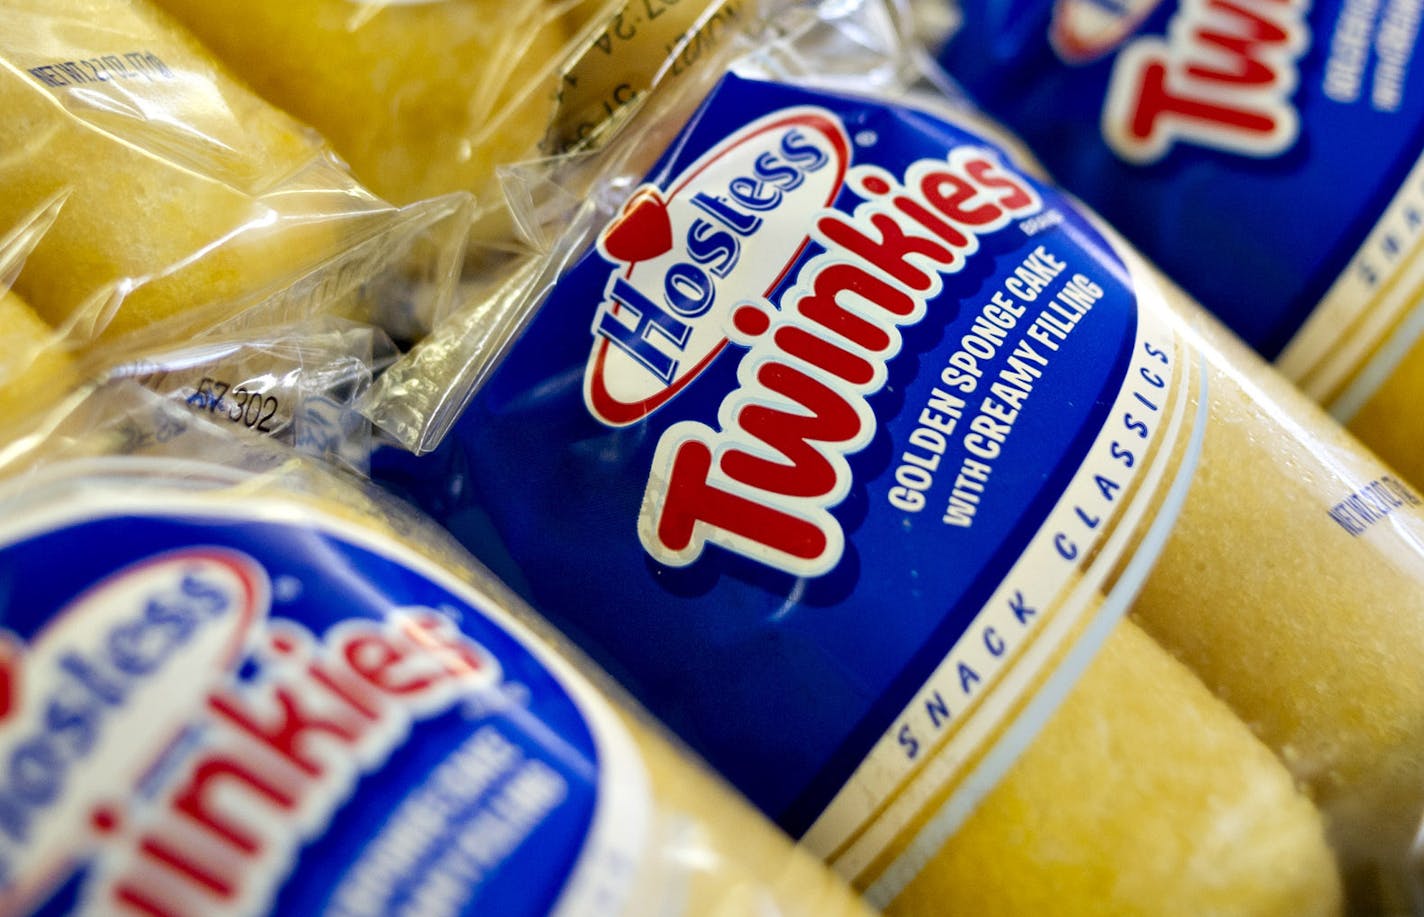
<box><xmin>803</xmin><ymin>262</ymin><xmax>1203</xmax><ymax>892</ymax></box>
<box><xmin>865</xmin><ymin>348</ymin><xmax>1206</xmax><ymax>907</ymax></box>
<box><xmin>1278</xmin><ymin>149</ymin><xmax>1424</xmax><ymax>412</ymax></box>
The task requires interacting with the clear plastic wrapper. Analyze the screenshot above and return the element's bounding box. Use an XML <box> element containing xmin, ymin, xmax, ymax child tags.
<box><xmin>100</xmin><ymin>316</ymin><xmax>397</xmax><ymax>473</ymax></box>
<box><xmin>0</xmin><ymin>198</ymin><xmax>437</xmax><ymax>477</ymax></box>
<box><xmin>365</xmin><ymin>1</ymin><xmax>1424</xmax><ymax>913</ymax></box>
<box><xmin>149</xmin><ymin>0</ymin><xmax>761</xmax><ymax>215</ymax></box>
<box><xmin>0</xmin><ymin>0</ymin><xmax>471</xmax><ymax>348</ymax></box>
<box><xmin>146</xmin><ymin>0</ymin><xmax>575</xmax><ymax>207</ymax></box>
<box><xmin>923</xmin><ymin>0</ymin><xmax>1424</xmax><ymax>490</ymax></box>
<box><xmin>0</xmin><ymin>382</ymin><xmax>875</xmax><ymax>917</ymax></box>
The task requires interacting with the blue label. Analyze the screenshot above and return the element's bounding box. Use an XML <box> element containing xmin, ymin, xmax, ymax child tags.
<box><xmin>0</xmin><ymin>477</ymin><xmax>610</xmax><ymax>917</ymax></box>
<box><xmin>374</xmin><ymin>74</ymin><xmax>1144</xmax><ymax>836</ymax></box>
<box><xmin>935</xmin><ymin>0</ymin><xmax>1424</xmax><ymax>359</ymax></box>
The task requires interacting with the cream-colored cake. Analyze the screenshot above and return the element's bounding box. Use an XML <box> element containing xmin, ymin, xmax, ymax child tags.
<box><xmin>150</xmin><ymin>0</ymin><xmax>574</xmax><ymax>206</ymax></box>
<box><xmin>0</xmin><ymin>289</ymin><xmax>79</xmax><ymax>428</ymax></box>
<box><xmin>0</xmin><ymin>0</ymin><xmax>386</xmax><ymax>341</ymax></box>
<box><xmin>890</xmin><ymin>621</ymin><xmax>1341</xmax><ymax>916</ymax></box>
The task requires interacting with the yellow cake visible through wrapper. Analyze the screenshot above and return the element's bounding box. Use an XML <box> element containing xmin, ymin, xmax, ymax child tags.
<box><xmin>0</xmin><ymin>385</ymin><xmax>877</xmax><ymax>917</ymax></box>
<box><xmin>889</xmin><ymin>621</ymin><xmax>1341</xmax><ymax>917</ymax></box>
<box><xmin>0</xmin><ymin>289</ymin><xmax>79</xmax><ymax>431</ymax></box>
<box><xmin>149</xmin><ymin>0</ymin><xmax>575</xmax><ymax>206</ymax></box>
<box><xmin>1131</xmin><ymin>295</ymin><xmax>1424</xmax><ymax>907</ymax></box>
<box><xmin>0</xmin><ymin>0</ymin><xmax>461</xmax><ymax>345</ymax></box>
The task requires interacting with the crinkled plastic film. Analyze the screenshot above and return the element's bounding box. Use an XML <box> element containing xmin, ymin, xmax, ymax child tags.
<box><xmin>148</xmin><ymin>0</ymin><xmax>771</xmax><ymax>212</ymax></box>
<box><xmin>0</xmin><ymin>383</ymin><xmax>876</xmax><ymax>917</ymax></box>
<box><xmin>366</xmin><ymin>0</ymin><xmax>794</xmax><ymax>451</ymax></box>
<box><xmin>146</xmin><ymin>0</ymin><xmax>577</xmax><ymax>208</ymax></box>
<box><xmin>365</xmin><ymin>1</ymin><xmax>1424</xmax><ymax>914</ymax></box>
<box><xmin>0</xmin><ymin>0</ymin><xmax>472</xmax><ymax>350</ymax></box>
<box><xmin>100</xmin><ymin>316</ymin><xmax>398</xmax><ymax>474</ymax></box>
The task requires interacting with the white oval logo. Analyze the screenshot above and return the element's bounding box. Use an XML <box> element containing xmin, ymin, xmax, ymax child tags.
<box><xmin>0</xmin><ymin>548</ymin><xmax>267</xmax><ymax>904</ymax></box>
<box><xmin>584</xmin><ymin>106</ymin><xmax>850</xmax><ymax>426</ymax></box>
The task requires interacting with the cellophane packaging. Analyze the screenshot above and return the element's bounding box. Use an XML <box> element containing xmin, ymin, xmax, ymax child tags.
<box><xmin>365</xmin><ymin>0</ymin><xmax>1424</xmax><ymax>913</ymax></box>
<box><xmin>0</xmin><ymin>192</ymin><xmax>404</xmax><ymax>474</ymax></box>
<box><xmin>925</xmin><ymin>0</ymin><xmax>1424</xmax><ymax>492</ymax></box>
<box><xmin>145</xmin><ymin>0</ymin><xmax>752</xmax><ymax>215</ymax></box>
<box><xmin>0</xmin><ymin>381</ymin><xmax>876</xmax><ymax>916</ymax></box>
<box><xmin>99</xmin><ymin>316</ymin><xmax>398</xmax><ymax>474</ymax></box>
<box><xmin>143</xmin><ymin>0</ymin><xmax>579</xmax><ymax>208</ymax></box>
<box><xmin>0</xmin><ymin>0</ymin><xmax>471</xmax><ymax>367</ymax></box>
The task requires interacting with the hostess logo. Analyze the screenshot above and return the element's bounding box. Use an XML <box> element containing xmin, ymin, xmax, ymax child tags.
<box><xmin>585</xmin><ymin>106</ymin><xmax>849</xmax><ymax>426</ymax></box>
<box><xmin>637</xmin><ymin>145</ymin><xmax>1043</xmax><ymax>577</ymax></box>
<box><xmin>0</xmin><ymin>548</ymin><xmax>264</xmax><ymax>903</ymax></box>
<box><xmin>1050</xmin><ymin>0</ymin><xmax>1167</xmax><ymax>62</ymax></box>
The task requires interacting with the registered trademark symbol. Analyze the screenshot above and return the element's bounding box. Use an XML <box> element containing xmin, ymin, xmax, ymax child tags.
<box><xmin>855</xmin><ymin>130</ymin><xmax>877</xmax><ymax>147</ymax></box>
<box><xmin>273</xmin><ymin>575</ymin><xmax>303</xmax><ymax>603</ymax></box>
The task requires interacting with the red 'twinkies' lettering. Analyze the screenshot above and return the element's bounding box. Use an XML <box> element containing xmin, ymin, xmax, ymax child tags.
<box><xmin>816</xmin><ymin>212</ymin><xmax>955</xmax><ymax>292</ymax></box>
<box><xmin>344</xmin><ymin>632</ymin><xmax>443</xmax><ymax>696</ymax></box>
<box><xmin>656</xmin><ymin>441</ymin><xmax>830</xmax><ymax>560</ymax></box>
<box><xmin>722</xmin><ymin>363</ymin><xmax>866</xmax><ymax>498</ymax></box>
<box><xmin>137</xmin><ymin>836</ymin><xmax>236</xmax><ymax>897</ymax></box>
<box><xmin>97</xmin><ymin>615</ymin><xmax>497</xmax><ymax>916</ymax></box>
<box><xmin>797</xmin><ymin>263</ymin><xmax>908</xmax><ymax>348</ymax></box>
<box><xmin>1103</xmin><ymin>0</ymin><xmax>1307</xmax><ymax>162</ymax></box>
<box><xmin>774</xmin><ymin>326</ymin><xmax>877</xmax><ymax>386</ymax></box>
<box><xmin>1129</xmin><ymin>60</ymin><xmax>1279</xmax><ymax>139</ymax></box>
<box><xmin>208</xmin><ymin>686</ymin><xmax>362</xmax><ymax>778</ymax></box>
<box><xmin>172</xmin><ymin>756</ymin><xmax>297</xmax><ymax>854</ymax></box>
<box><xmin>920</xmin><ymin>171</ymin><xmax>1001</xmax><ymax>226</ymax></box>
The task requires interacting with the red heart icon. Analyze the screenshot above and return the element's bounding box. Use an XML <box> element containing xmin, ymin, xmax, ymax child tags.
<box><xmin>601</xmin><ymin>188</ymin><xmax>674</xmax><ymax>265</ymax></box>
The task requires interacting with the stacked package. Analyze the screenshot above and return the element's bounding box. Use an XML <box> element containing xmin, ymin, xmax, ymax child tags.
<box><xmin>929</xmin><ymin>0</ymin><xmax>1424</xmax><ymax>488</ymax></box>
<box><xmin>2</xmin><ymin>0</ymin><xmax>1424</xmax><ymax>915</ymax></box>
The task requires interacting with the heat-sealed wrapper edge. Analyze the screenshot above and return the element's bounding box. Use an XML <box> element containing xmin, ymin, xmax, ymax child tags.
<box><xmin>99</xmin><ymin>316</ymin><xmax>400</xmax><ymax>474</ymax></box>
<box><xmin>365</xmin><ymin>1</ymin><xmax>1424</xmax><ymax>913</ymax></box>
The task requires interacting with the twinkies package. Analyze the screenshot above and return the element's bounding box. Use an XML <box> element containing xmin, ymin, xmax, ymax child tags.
<box><xmin>0</xmin><ymin>0</ymin><xmax>470</xmax><ymax>349</ymax></box>
<box><xmin>0</xmin><ymin>384</ymin><xmax>874</xmax><ymax>917</ymax></box>
<box><xmin>928</xmin><ymin>0</ymin><xmax>1424</xmax><ymax>489</ymax></box>
<box><xmin>368</xmin><ymin>2</ymin><xmax>1424</xmax><ymax>913</ymax></box>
